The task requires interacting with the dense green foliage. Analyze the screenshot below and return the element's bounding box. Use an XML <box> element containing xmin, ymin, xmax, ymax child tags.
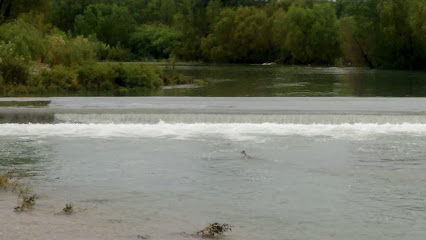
<box><xmin>0</xmin><ymin>14</ymin><xmax>187</xmax><ymax>96</ymax></box>
<box><xmin>0</xmin><ymin>0</ymin><xmax>48</xmax><ymax>24</ymax></box>
<box><xmin>0</xmin><ymin>0</ymin><xmax>424</xmax><ymax>96</ymax></box>
<box><xmin>129</xmin><ymin>24</ymin><xmax>182</xmax><ymax>60</ymax></box>
<box><xmin>44</xmin><ymin>0</ymin><xmax>425</xmax><ymax>69</ymax></box>
<box><xmin>335</xmin><ymin>0</ymin><xmax>425</xmax><ymax>69</ymax></box>
<box><xmin>201</xmin><ymin>6</ymin><xmax>274</xmax><ymax>63</ymax></box>
<box><xmin>74</xmin><ymin>4</ymin><xmax>136</xmax><ymax>46</ymax></box>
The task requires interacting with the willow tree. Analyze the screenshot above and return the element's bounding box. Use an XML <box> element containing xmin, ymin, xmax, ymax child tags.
<box><xmin>201</xmin><ymin>7</ymin><xmax>273</xmax><ymax>63</ymax></box>
<box><xmin>376</xmin><ymin>0</ymin><xmax>424</xmax><ymax>69</ymax></box>
<box><xmin>282</xmin><ymin>3</ymin><xmax>340</xmax><ymax>64</ymax></box>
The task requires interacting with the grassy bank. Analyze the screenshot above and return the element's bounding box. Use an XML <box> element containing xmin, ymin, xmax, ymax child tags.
<box><xmin>1</xmin><ymin>62</ymin><xmax>192</xmax><ymax>97</ymax></box>
<box><xmin>0</xmin><ymin>15</ymin><xmax>191</xmax><ymax>97</ymax></box>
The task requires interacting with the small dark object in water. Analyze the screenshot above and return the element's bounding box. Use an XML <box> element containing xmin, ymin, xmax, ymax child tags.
<box><xmin>137</xmin><ymin>234</ymin><xmax>150</xmax><ymax>239</ymax></box>
<box><xmin>241</xmin><ymin>150</ymin><xmax>252</xmax><ymax>159</ymax></box>
<box><xmin>63</xmin><ymin>203</ymin><xmax>74</xmax><ymax>214</ymax></box>
<box><xmin>196</xmin><ymin>222</ymin><xmax>232</xmax><ymax>238</ymax></box>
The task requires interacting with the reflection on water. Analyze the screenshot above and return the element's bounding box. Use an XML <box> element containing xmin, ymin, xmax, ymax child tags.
<box><xmin>0</xmin><ymin>101</ymin><xmax>50</xmax><ymax>107</ymax></box>
<box><xmin>155</xmin><ymin>65</ymin><xmax>426</xmax><ymax>97</ymax></box>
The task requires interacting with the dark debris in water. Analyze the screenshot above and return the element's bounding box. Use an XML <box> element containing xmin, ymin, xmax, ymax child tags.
<box><xmin>63</xmin><ymin>203</ymin><xmax>74</xmax><ymax>214</ymax></box>
<box><xmin>137</xmin><ymin>234</ymin><xmax>150</xmax><ymax>239</ymax></box>
<box><xmin>196</xmin><ymin>222</ymin><xmax>232</xmax><ymax>238</ymax></box>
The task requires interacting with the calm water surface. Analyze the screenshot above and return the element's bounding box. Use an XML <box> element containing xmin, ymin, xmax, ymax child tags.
<box><xmin>155</xmin><ymin>64</ymin><xmax>426</xmax><ymax>97</ymax></box>
<box><xmin>0</xmin><ymin>97</ymin><xmax>426</xmax><ymax>240</ymax></box>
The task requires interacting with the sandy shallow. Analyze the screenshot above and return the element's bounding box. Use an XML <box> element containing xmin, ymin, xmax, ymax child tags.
<box><xmin>0</xmin><ymin>190</ymin><xmax>202</xmax><ymax>240</ymax></box>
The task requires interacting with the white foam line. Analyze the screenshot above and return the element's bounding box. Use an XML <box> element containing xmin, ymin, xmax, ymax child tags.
<box><xmin>1</xmin><ymin>122</ymin><xmax>425</xmax><ymax>141</ymax></box>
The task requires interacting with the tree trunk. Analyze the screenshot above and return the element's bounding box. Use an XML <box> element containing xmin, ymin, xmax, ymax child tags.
<box><xmin>0</xmin><ymin>0</ymin><xmax>12</xmax><ymax>24</ymax></box>
<box><xmin>354</xmin><ymin>37</ymin><xmax>374</xmax><ymax>69</ymax></box>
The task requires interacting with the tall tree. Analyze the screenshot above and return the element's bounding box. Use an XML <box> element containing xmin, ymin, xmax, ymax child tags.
<box><xmin>201</xmin><ymin>7</ymin><xmax>273</xmax><ymax>63</ymax></box>
<box><xmin>74</xmin><ymin>4</ymin><xmax>136</xmax><ymax>46</ymax></box>
<box><xmin>49</xmin><ymin>0</ymin><xmax>93</xmax><ymax>31</ymax></box>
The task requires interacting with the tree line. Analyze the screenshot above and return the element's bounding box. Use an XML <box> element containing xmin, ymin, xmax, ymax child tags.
<box><xmin>1</xmin><ymin>0</ymin><xmax>425</xmax><ymax>69</ymax></box>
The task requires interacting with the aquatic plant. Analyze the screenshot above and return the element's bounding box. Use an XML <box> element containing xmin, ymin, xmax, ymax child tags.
<box><xmin>14</xmin><ymin>182</ymin><xmax>37</xmax><ymax>212</ymax></box>
<box><xmin>14</xmin><ymin>193</ymin><xmax>37</xmax><ymax>212</ymax></box>
<box><xmin>0</xmin><ymin>170</ymin><xmax>13</xmax><ymax>189</ymax></box>
<box><xmin>1</xmin><ymin>169</ymin><xmax>38</xmax><ymax>212</ymax></box>
<box><xmin>63</xmin><ymin>203</ymin><xmax>74</xmax><ymax>214</ymax></box>
<box><xmin>0</xmin><ymin>169</ymin><xmax>27</xmax><ymax>190</ymax></box>
<box><xmin>196</xmin><ymin>222</ymin><xmax>232</xmax><ymax>238</ymax></box>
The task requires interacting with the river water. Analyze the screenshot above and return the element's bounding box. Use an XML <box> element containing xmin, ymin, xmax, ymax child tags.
<box><xmin>0</xmin><ymin>97</ymin><xmax>425</xmax><ymax>240</ymax></box>
<box><xmin>155</xmin><ymin>64</ymin><xmax>426</xmax><ymax>97</ymax></box>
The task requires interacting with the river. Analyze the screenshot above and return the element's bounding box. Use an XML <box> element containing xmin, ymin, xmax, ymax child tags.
<box><xmin>0</xmin><ymin>96</ymin><xmax>425</xmax><ymax>240</ymax></box>
<box><xmin>155</xmin><ymin>64</ymin><xmax>426</xmax><ymax>97</ymax></box>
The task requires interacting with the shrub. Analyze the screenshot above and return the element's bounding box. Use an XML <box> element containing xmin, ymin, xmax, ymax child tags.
<box><xmin>36</xmin><ymin>65</ymin><xmax>78</xmax><ymax>92</ymax></box>
<box><xmin>100</xmin><ymin>81</ymin><xmax>114</xmax><ymax>92</ymax></box>
<box><xmin>117</xmin><ymin>86</ymin><xmax>129</xmax><ymax>96</ymax></box>
<box><xmin>43</xmin><ymin>34</ymin><xmax>66</xmax><ymax>66</ymax></box>
<box><xmin>14</xmin><ymin>85</ymin><xmax>29</xmax><ymax>96</ymax></box>
<box><xmin>0</xmin><ymin>42</ymin><xmax>31</xmax><ymax>85</ymax></box>
<box><xmin>47</xmin><ymin>84</ymin><xmax>61</xmax><ymax>94</ymax></box>
<box><xmin>89</xmin><ymin>37</ymin><xmax>132</xmax><ymax>61</ymax></box>
<box><xmin>78</xmin><ymin>64</ymin><xmax>117</xmax><ymax>92</ymax></box>
<box><xmin>106</xmin><ymin>43</ymin><xmax>132</xmax><ymax>61</ymax></box>
<box><xmin>121</xmin><ymin>64</ymin><xmax>163</xmax><ymax>89</ymax></box>
<box><xmin>59</xmin><ymin>36</ymin><xmax>96</xmax><ymax>67</ymax></box>
<box><xmin>79</xmin><ymin>63</ymin><xmax>164</xmax><ymax>91</ymax></box>
<box><xmin>0</xmin><ymin>19</ymin><xmax>46</xmax><ymax>61</ymax></box>
<box><xmin>28</xmin><ymin>85</ymin><xmax>48</xmax><ymax>95</ymax></box>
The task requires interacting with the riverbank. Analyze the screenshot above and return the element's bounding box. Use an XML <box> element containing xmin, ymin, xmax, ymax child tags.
<box><xmin>0</xmin><ymin>62</ymin><xmax>193</xmax><ymax>98</ymax></box>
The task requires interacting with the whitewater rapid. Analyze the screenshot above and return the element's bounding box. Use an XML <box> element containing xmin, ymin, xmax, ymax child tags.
<box><xmin>1</xmin><ymin>122</ymin><xmax>425</xmax><ymax>141</ymax></box>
